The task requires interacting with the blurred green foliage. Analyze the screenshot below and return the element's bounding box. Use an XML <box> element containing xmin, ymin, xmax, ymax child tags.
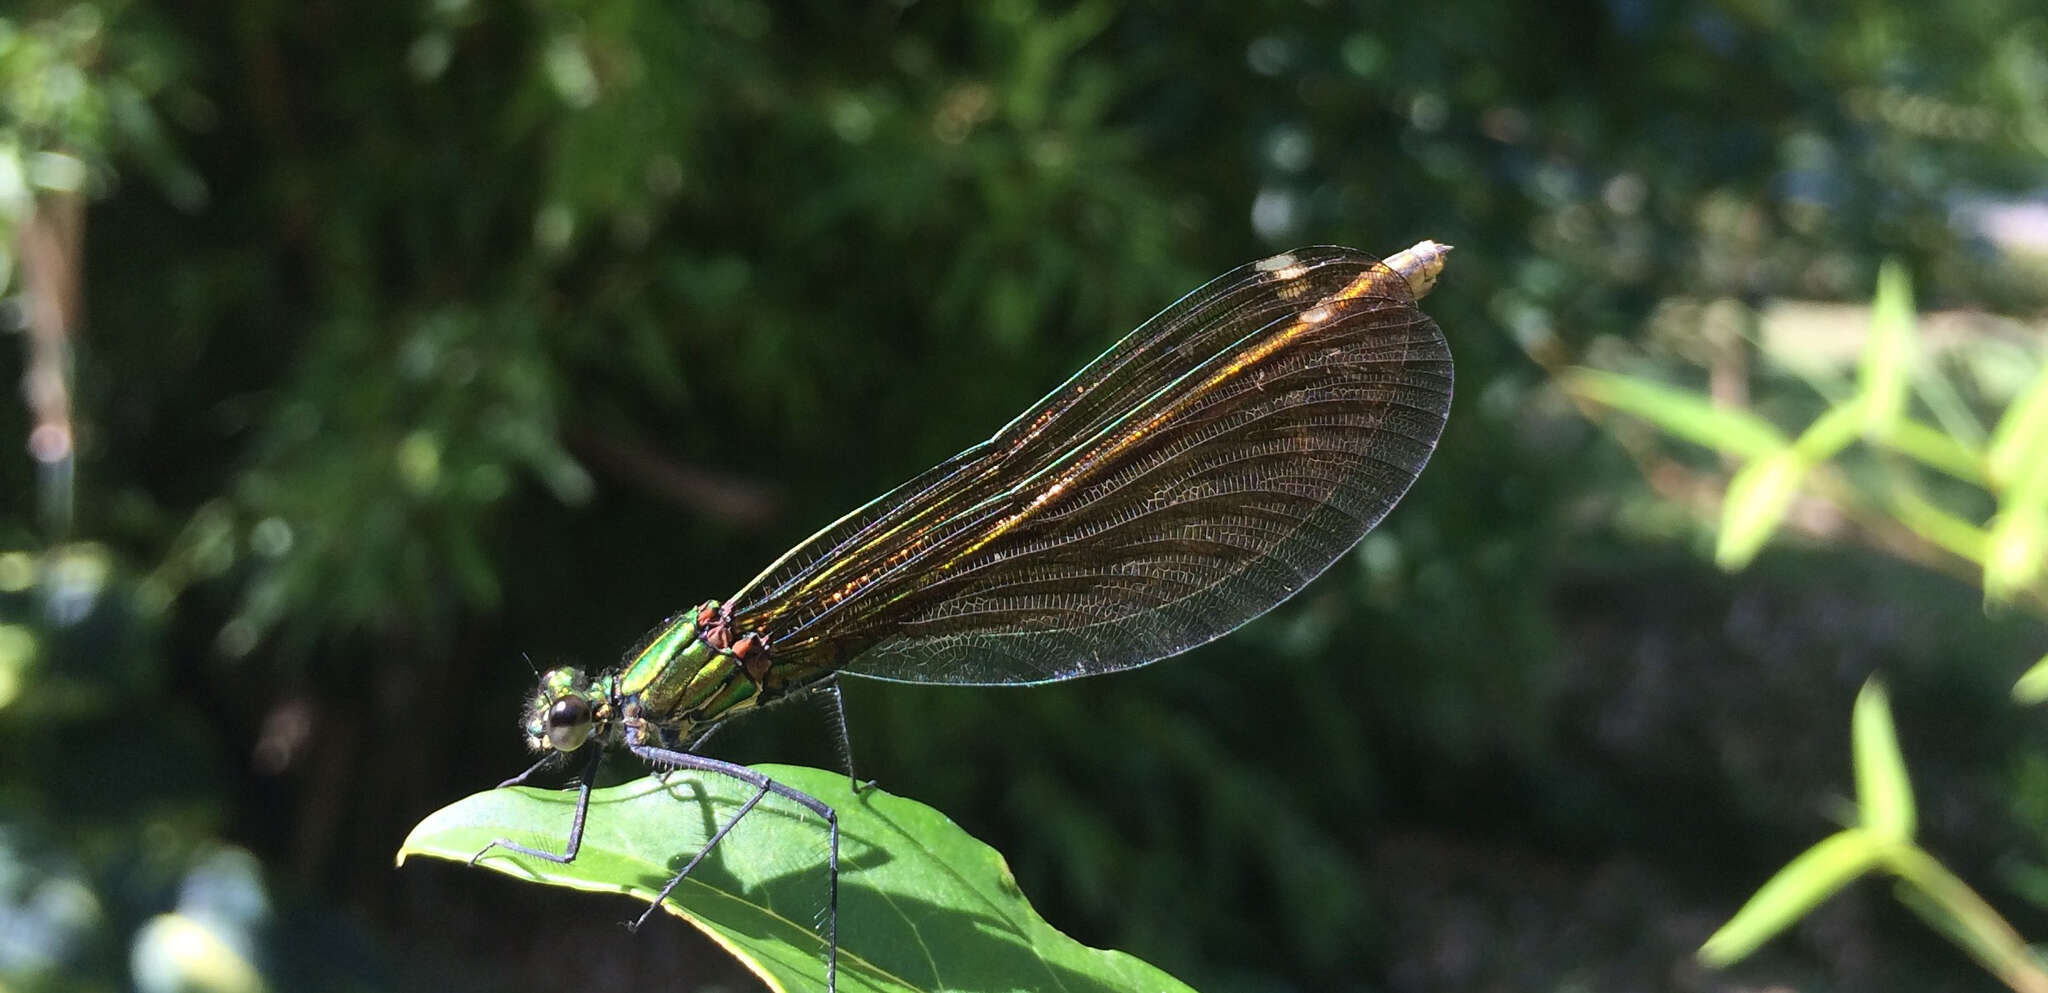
<box><xmin>1705</xmin><ymin>680</ymin><xmax>2048</xmax><ymax>993</ymax></box>
<box><xmin>1565</xmin><ymin>262</ymin><xmax>2048</xmax><ymax>990</ymax></box>
<box><xmin>1562</xmin><ymin>261</ymin><xmax>2048</xmax><ymax>605</ymax></box>
<box><xmin>3</xmin><ymin>0</ymin><xmax>2047</xmax><ymax>991</ymax></box>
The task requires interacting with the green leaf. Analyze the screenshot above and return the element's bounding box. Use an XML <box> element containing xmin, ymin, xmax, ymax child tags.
<box><xmin>1791</xmin><ymin>394</ymin><xmax>1867</xmax><ymax>462</ymax></box>
<box><xmin>1887</xmin><ymin>485</ymin><xmax>1991</xmax><ymax>565</ymax></box>
<box><xmin>1562</xmin><ymin>369</ymin><xmax>1787</xmax><ymax>459</ymax></box>
<box><xmin>1909</xmin><ymin>344</ymin><xmax>1991</xmax><ymax>453</ymax></box>
<box><xmin>1699</xmin><ymin>829</ymin><xmax>1883</xmax><ymax>966</ymax></box>
<box><xmin>1716</xmin><ymin>449</ymin><xmax>1807</xmax><ymax>570</ymax></box>
<box><xmin>1877</xmin><ymin>418</ymin><xmax>1988</xmax><ymax>486</ymax></box>
<box><xmin>398</xmin><ymin>765</ymin><xmax>1197</xmax><ymax>993</ymax></box>
<box><xmin>1984</xmin><ymin>509</ymin><xmax>2048</xmax><ymax>606</ymax></box>
<box><xmin>1859</xmin><ymin>260</ymin><xmax>1915</xmax><ymax>440</ymax></box>
<box><xmin>1886</xmin><ymin>847</ymin><xmax>2048</xmax><ymax>993</ymax></box>
<box><xmin>1988</xmin><ymin>361</ymin><xmax>2048</xmax><ymax>491</ymax></box>
<box><xmin>1852</xmin><ymin>678</ymin><xmax>1916</xmax><ymax>842</ymax></box>
<box><xmin>2012</xmin><ymin>651</ymin><xmax>2048</xmax><ymax>704</ymax></box>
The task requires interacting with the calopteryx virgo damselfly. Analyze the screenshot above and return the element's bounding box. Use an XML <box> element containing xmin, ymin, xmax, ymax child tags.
<box><xmin>473</xmin><ymin>240</ymin><xmax>1457</xmax><ymax>992</ymax></box>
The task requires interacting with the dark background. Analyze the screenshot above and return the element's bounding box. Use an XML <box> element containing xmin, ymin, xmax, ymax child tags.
<box><xmin>3</xmin><ymin>1</ymin><xmax>2047</xmax><ymax>990</ymax></box>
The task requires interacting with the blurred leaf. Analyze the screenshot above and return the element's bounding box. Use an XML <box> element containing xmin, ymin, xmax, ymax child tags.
<box><xmin>1716</xmin><ymin>449</ymin><xmax>1807</xmax><ymax>570</ymax></box>
<box><xmin>1699</xmin><ymin>829</ymin><xmax>1883</xmax><ymax>967</ymax></box>
<box><xmin>1562</xmin><ymin>369</ymin><xmax>1786</xmax><ymax>459</ymax></box>
<box><xmin>1852</xmin><ymin>679</ymin><xmax>1916</xmax><ymax>842</ymax></box>
<box><xmin>1983</xmin><ymin>509</ymin><xmax>2048</xmax><ymax>607</ymax></box>
<box><xmin>1989</xmin><ymin>362</ymin><xmax>2048</xmax><ymax>492</ymax></box>
<box><xmin>131</xmin><ymin>913</ymin><xmax>270</xmax><ymax>993</ymax></box>
<box><xmin>1986</xmin><ymin>375</ymin><xmax>2048</xmax><ymax>609</ymax></box>
<box><xmin>400</xmin><ymin>765</ymin><xmax>1197</xmax><ymax>993</ymax></box>
<box><xmin>1879</xmin><ymin>418</ymin><xmax>1988</xmax><ymax>486</ymax></box>
<box><xmin>1713</xmin><ymin>398</ymin><xmax>1869</xmax><ymax>570</ymax></box>
<box><xmin>1710</xmin><ymin>680</ymin><xmax>2048</xmax><ymax>989</ymax></box>
<box><xmin>1791</xmin><ymin>395</ymin><xmax>1868</xmax><ymax>462</ymax></box>
<box><xmin>1910</xmin><ymin>338</ymin><xmax>1991</xmax><ymax>453</ymax></box>
<box><xmin>1888</xmin><ymin>485</ymin><xmax>1992</xmax><ymax>565</ymax></box>
<box><xmin>2013</xmin><ymin>651</ymin><xmax>2048</xmax><ymax>704</ymax></box>
<box><xmin>1859</xmin><ymin>260</ymin><xmax>1915</xmax><ymax>441</ymax></box>
<box><xmin>1886</xmin><ymin>847</ymin><xmax>2048</xmax><ymax>993</ymax></box>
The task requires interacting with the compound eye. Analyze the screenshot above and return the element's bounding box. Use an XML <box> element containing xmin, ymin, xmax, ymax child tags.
<box><xmin>546</xmin><ymin>696</ymin><xmax>593</xmax><ymax>752</ymax></box>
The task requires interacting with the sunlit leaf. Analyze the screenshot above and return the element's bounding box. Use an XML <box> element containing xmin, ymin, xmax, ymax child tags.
<box><xmin>1852</xmin><ymin>679</ymin><xmax>1915</xmax><ymax>842</ymax></box>
<box><xmin>1716</xmin><ymin>449</ymin><xmax>1807</xmax><ymax>570</ymax></box>
<box><xmin>1909</xmin><ymin>342</ymin><xmax>1991</xmax><ymax>452</ymax></box>
<box><xmin>1859</xmin><ymin>260</ymin><xmax>1915</xmax><ymax>441</ymax></box>
<box><xmin>1983</xmin><ymin>509</ymin><xmax>2048</xmax><ymax>607</ymax></box>
<box><xmin>1878</xmin><ymin>418</ymin><xmax>1988</xmax><ymax>486</ymax></box>
<box><xmin>1888</xmin><ymin>485</ymin><xmax>1991</xmax><ymax>565</ymax></box>
<box><xmin>1988</xmin><ymin>362</ymin><xmax>2048</xmax><ymax>491</ymax></box>
<box><xmin>1886</xmin><ymin>846</ymin><xmax>2048</xmax><ymax>992</ymax></box>
<box><xmin>2013</xmin><ymin>651</ymin><xmax>2048</xmax><ymax>705</ymax></box>
<box><xmin>1563</xmin><ymin>369</ymin><xmax>1786</xmax><ymax>459</ymax></box>
<box><xmin>1985</xmin><ymin>375</ymin><xmax>2048</xmax><ymax>603</ymax></box>
<box><xmin>1699</xmin><ymin>829</ymin><xmax>1882</xmax><ymax>966</ymax></box>
<box><xmin>1791</xmin><ymin>395</ymin><xmax>1867</xmax><ymax>462</ymax></box>
<box><xmin>132</xmin><ymin>912</ymin><xmax>270</xmax><ymax>993</ymax></box>
<box><xmin>399</xmin><ymin>765</ymin><xmax>1197</xmax><ymax>993</ymax></box>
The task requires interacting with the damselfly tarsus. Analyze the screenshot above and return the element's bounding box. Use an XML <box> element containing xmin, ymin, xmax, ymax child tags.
<box><xmin>473</xmin><ymin>240</ymin><xmax>1455</xmax><ymax>992</ymax></box>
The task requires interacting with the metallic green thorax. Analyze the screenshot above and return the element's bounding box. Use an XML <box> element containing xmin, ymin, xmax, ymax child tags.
<box><xmin>616</xmin><ymin>600</ymin><xmax>760</xmax><ymax>726</ymax></box>
<box><xmin>523</xmin><ymin>599</ymin><xmax>829</xmax><ymax>757</ymax></box>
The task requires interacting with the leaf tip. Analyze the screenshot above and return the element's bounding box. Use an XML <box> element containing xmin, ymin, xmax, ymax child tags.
<box><xmin>1852</xmin><ymin>678</ymin><xmax>1916</xmax><ymax>841</ymax></box>
<box><xmin>2014</xmin><ymin>653</ymin><xmax>2048</xmax><ymax>705</ymax></box>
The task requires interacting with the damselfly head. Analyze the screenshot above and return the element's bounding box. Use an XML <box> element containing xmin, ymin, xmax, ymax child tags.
<box><xmin>522</xmin><ymin>666</ymin><xmax>605</xmax><ymax>754</ymax></box>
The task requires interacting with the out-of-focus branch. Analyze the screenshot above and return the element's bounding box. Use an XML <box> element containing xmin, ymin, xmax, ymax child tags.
<box><xmin>565</xmin><ymin>427</ymin><xmax>785</xmax><ymax>528</ymax></box>
<box><xmin>19</xmin><ymin>188</ymin><xmax>83</xmax><ymax>538</ymax></box>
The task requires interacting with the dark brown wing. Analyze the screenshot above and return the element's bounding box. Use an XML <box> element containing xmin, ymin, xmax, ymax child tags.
<box><xmin>725</xmin><ymin>246</ymin><xmax>1452</xmax><ymax>685</ymax></box>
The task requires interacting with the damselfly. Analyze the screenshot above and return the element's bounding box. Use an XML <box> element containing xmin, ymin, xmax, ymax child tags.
<box><xmin>474</xmin><ymin>240</ymin><xmax>1456</xmax><ymax>992</ymax></box>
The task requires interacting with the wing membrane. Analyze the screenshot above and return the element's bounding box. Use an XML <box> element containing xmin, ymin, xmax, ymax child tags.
<box><xmin>727</xmin><ymin>246</ymin><xmax>1452</xmax><ymax>685</ymax></box>
<box><xmin>726</xmin><ymin>248</ymin><xmax>1360</xmax><ymax>612</ymax></box>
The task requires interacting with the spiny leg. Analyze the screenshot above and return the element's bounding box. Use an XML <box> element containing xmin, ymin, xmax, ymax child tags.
<box><xmin>627</xmin><ymin>780</ymin><xmax>769</xmax><ymax>930</ymax></box>
<box><xmin>653</xmin><ymin>724</ymin><xmax>719</xmax><ymax>786</ymax></box>
<box><xmin>684</xmin><ymin>719</ymin><xmax>726</xmax><ymax>753</ymax></box>
<box><xmin>820</xmin><ymin>680</ymin><xmax>876</xmax><ymax>794</ymax></box>
<box><xmin>470</xmin><ymin>746</ymin><xmax>604</xmax><ymax>866</ymax></box>
<box><xmin>628</xmin><ymin>743</ymin><xmax>841</xmax><ymax>993</ymax></box>
<box><xmin>496</xmin><ymin>753</ymin><xmax>554</xmax><ymax>789</ymax></box>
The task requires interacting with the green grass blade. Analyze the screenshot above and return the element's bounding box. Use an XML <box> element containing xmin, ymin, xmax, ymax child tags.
<box><xmin>1716</xmin><ymin>449</ymin><xmax>1806</xmax><ymax>570</ymax></box>
<box><xmin>398</xmin><ymin>765</ymin><xmax>1197</xmax><ymax>993</ymax></box>
<box><xmin>1911</xmin><ymin>349</ymin><xmax>1991</xmax><ymax>452</ymax></box>
<box><xmin>1852</xmin><ymin>678</ymin><xmax>1916</xmax><ymax>842</ymax></box>
<box><xmin>1859</xmin><ymin>260</ymin><xmax>1915</xmax><ymax>441</ymax></box>
<box><xmin>1888</xmin><ymin>485</ymin><xmax>1991</xmax><ymax>565</ymax></box>
<box><xmin>1878</xmin><ymin>418</ymin><xmax>1988</xmax><ymax>486</ymax></box>
<box><xmin>1792</xmin><ymin>394</ymin><xmax>1868</xmax><ymax>462</ymax></box>
<box><xmin>1887</xmin><ymin>847</ymin><xmax>2048</xmax><ymax>993</ymax></box>
<box><xmin>1989</xmin><ymin>362</ymin><xmax>2048</xmax><ymax>491</ymax></box>
<box><xmin>1986</xmin><ymin>385</ymin><xmax>2048</xmax><ymax>605</ymax></box>
<box><xmin>1563</xmin><ymin>369</ymin><xmax>1787</xmax><ymax>459</ymax></box>
<box><xmin>1984</xmin><ymin>509</ymin><xmax>2048</xmax><ymax>607</ymax></box>
<box><xmin>1699</xmin><ymin>829</ymin><xmax>1882</xmax><ymax>966</ymax></box>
